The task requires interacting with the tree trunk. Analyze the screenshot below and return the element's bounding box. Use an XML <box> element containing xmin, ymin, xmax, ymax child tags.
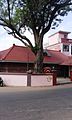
<box><xmin>34</xmin><ymin>33</ymin><xmax>44</xmax><ymax>73</ymax></box>
<box><xmin>34</xmin><ymin>48</ymin><xmax>44</xmax><ymax>73</ymax></box>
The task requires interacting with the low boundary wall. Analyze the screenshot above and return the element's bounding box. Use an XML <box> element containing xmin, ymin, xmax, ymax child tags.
<box><xmin>27</xmin><ymin>73</ymin><xmax>56</xmax><ymax>86</ymax></box>
<box><xmin>0</xmin><ymin>73</ymin><xmax>27</xmax><ymax>86</ymax></box>
<box><xmin>0</xmin><ymin>72</ymin><xmax>57</xmax><ymax>87</ymax></box>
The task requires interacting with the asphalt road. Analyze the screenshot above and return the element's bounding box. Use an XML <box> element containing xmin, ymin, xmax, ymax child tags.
<box><xmin>0</xmin><ymin>85</ymin><xmax>72</xmax><ymax>120</ymax></box>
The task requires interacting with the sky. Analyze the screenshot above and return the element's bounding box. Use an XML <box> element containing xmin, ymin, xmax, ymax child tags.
<box><xmin>0</xmin><ymin>12</ymin><xmax>72</xmax><ymax>51</ymax></box>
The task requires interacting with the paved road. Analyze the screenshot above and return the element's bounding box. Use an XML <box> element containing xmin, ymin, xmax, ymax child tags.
<box><xmin>0</xmin><ymin>85</ymin><xmax>72</xmax><ymax>120</ymax></box>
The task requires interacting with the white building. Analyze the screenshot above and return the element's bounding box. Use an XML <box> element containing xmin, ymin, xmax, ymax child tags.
<box><xmin>44</xmin><ymin>31</ymin><xmax>72</xmax><ymax>56</ymax></box>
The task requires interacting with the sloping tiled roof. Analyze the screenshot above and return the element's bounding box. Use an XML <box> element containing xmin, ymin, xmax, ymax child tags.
<box><xmin>60</xmin><ymin>56</ymin><xmax>72</xmax><ymax>66</ymax></box>
<box><xmin>44</xmin><ymin>49</ymin><xmax>67</xmax><ymax>64</ymax></box>
<box><xmin>0</xmin><ymin>46</ymin><xmax>14</xmax><ymax>60</ymax></box>
<box><xmin>0</xmin><ymin>44</ymin><xmax>35</xmax><ymax>62</ymax></box>
<box><xmin>0</xmin><ymin>44</ymin><xmax>72</xmax><ymax>66</ymax></box>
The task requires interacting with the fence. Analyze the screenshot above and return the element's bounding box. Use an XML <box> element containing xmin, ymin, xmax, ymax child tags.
<box><xmin>0</xmin><ymin>72</ymin><xmax>57</xmax><ymax>87</ymax></box>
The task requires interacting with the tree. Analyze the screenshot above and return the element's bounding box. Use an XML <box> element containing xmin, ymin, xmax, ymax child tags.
<box><xmin>0</xmin><ymin>0</ymin><xmax>72</xmax><ymax>73</ymax></box>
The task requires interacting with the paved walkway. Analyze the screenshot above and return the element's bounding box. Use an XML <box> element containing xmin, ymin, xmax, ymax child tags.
<box><xmin>0</xmin><ymin>83</ymin><xmax>72</xmax><ymax>93</ymax></box>
<box><xmin>57</xmin><ymin>77</ymin><xmax>72</xmax><ymax>85</ymax></box>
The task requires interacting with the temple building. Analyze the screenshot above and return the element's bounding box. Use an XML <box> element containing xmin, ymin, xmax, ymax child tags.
<box><xmin>0</xmin><ymin>31</ymin><xmax>72</xmax><ymax>77</ymax></box>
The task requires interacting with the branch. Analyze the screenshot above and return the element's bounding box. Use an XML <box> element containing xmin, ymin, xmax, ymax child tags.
<box><xmin>41</xmin><ymin>0</ymin><xmax>72</xmax><ymax>35</ymax></box>
<box><xmin>58</xmin><ymin>0</ymin><xmax>72</xmax><ymax>8</ymax></box>
<box><xmin>0</xmin><ymin>23</ymin><xmax>7</xmax><ymax>26</ymax></box>
<box><xmin>41</xmin><ymin>6</ymin><xmax>59</xmax><ymax>35</ymax></box>
<box><xmin>0</xmin><ymin>17</ymin><xmax>9</xmax><ymax>25</ymax></box>
<box><xmin>7</xmin><ymin>24</ymin><xmax>34</xmax><ymax>49</ymax></box>
<box><xmin>12</xmin><ymin>31</ymin><xmax>36</xmax><ymax>55</ymax></box>
<box><xmin>0</xmin><ymin>17</ymin><xmax>34</xmax><ymax>53</ymax></box>
<box><xmin>7</xmin><ymin>0</ymin><xmax>11</xmax><ymax>22</ymax></box>
<box><xmin>13</xmin><ymin>33</ymin><xmax>30</xmax><ymax>47</ymax></box>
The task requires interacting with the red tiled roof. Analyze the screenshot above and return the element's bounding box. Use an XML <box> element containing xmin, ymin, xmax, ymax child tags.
<box><xmin>0</xmin><ymin>44</ymin><xmax>35</xmax><ymax>62</ymax></box>
<box><xmin>0</xmin><ymin>47</ymin><xmax>12</xmax><ymax>60</ymax></box>
<box><xmin>60</xmin><ymin>56</ymin><xmax>72</xmax><ymax>66</ymax></box>
<box><xmin>44</xmin><ymin>49</ymin><xmax>67</xmax><ymax>64</ymax></box>
<box><xmin>0</xmin><ymin>44</ymin><xmax>72</xmax><ymax>66</ymax></box>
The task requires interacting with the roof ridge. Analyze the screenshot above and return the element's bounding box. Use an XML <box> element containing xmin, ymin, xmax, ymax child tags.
<box><xmin>13</xmin><ymin>44</ymin><xmax>26</xmax><ymax>48</ymax></box>
<box><xmin>1</xmin><ymin>45</ymin><xmax>14</xmax><ymax>60</ymax></box>
<box><xmin>48</xmin><ymin>30</ymin><xmax>70</xmax><ymax>38</ymax></box>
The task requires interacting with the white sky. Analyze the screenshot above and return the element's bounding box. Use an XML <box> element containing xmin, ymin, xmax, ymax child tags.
<box><xmin>0</xmin><ymin>12</ymin><xmax>72</xmax><ymax>51</ymax></box>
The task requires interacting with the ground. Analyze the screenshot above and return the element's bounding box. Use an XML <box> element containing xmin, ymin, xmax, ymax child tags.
<box><xmin>0</xmin><ymin>84</ymin><xmax>72</xmax><ymax>120</ymax></box>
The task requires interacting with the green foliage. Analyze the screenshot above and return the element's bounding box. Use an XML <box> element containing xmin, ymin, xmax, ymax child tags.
<box><xmin>0</xmin><ymin>0</ymin><xmax>72</xmax><ymax>36</ymax></box>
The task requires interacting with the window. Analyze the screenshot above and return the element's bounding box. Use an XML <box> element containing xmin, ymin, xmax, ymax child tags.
<box><xmin>63</xmin><ymin>45</ymin><xmax>69</xmax><ymax>52</ymax></box>
<box><xmin>64</xmin><ymin>34</ymin><xmax>67</xmax><ymax>38</ymax></box>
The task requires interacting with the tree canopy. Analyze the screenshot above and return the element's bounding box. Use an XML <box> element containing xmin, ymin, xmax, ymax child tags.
<box><xmin>0</xmin><ymin>0</ymin><xmax>72</xmax><ymax>72</ymax></box>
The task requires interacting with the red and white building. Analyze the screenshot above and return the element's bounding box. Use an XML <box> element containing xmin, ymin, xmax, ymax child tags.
<box><xmin>44</xmin><ymin>31</ymin><xmax>72</xmax><ymax>56</ymax></box>
<box><xmin>44</xmin><ymin>31</ymin><xmax>72</xmax><ymax>77</ymax></box>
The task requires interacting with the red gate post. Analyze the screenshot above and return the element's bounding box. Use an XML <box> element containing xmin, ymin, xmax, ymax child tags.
<box><xmin>70</xmin><ymin>71</ymin><xmax>72</xmax><ymax>81</ymax></box>
<box><xmin>52</xmin><ymin>70</ymin><xmax>57</xmax><ymax>85</ymax></box>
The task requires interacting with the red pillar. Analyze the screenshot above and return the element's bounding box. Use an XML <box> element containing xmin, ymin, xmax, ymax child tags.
<box><xmin>70</xmin><ymin>71</ymin><xmax>72</xmax><ymax>81</ymax></box>
<box><xmin>52</xmin><ymin>70</ymin><xmax>57</xmax><ymax>85</ymax></box>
